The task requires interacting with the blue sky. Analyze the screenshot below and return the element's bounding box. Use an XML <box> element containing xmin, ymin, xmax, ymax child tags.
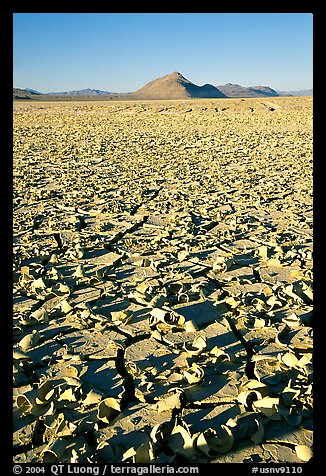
<box><xmin>13</xmin><ymin>13</ymin><xmax>313</xmax><ymax>92</ymax></box>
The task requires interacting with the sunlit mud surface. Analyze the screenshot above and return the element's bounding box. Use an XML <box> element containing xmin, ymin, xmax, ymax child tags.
<box><xmin>13</xmin><ymin>97</ymin><xmax>313</xmax><ymax>463</ymax></box>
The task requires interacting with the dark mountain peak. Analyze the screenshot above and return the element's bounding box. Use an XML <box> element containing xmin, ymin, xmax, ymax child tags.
<box><xmin>170</xmin><ymin>71</ymin><xmax>182</xmax><ymax>77</ymax></box>
<box><xmin>168</xmin><ymin>71</ymin><xmax>185</xmax><ymax>78</ymax></box>
<box><xmin>24</xmin><ymin>88</ymin><xmax>42</xmax><ymax>94</ymax></box>
<box><xmin>160</xmin><ymin>71</ymin><xmax>190</xmax><ymax>83</ymax></box>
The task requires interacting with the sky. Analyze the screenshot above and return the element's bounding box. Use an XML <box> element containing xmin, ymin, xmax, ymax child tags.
<box><xmin>13</xmin><ymin>13</ymin><xmax>313</xmax><ymax>93</ymax></box>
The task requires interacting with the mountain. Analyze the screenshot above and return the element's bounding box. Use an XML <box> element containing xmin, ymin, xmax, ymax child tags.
<box><xmin>13</xmin><ymin>87</ymin><xmax>121</xmax><ymax>100</ymax></box>
<box><xmin>24</xmin><ymin>88</ymin><xmax>42</xmax><ymax>94</ymax></box>
<box><xmin>130</xmin><ymin>72</ymin><xmax>226</xmax><ymax>99</ymax></box>
<box><xmin>13</xmin><ymin>88</ymin><xmax>42</xmax><ymax>95</ymax></box>
<box><xmin>45</xmin><ymin>88</ymin><xmax>118</xmax><ymax>96</ymax></box>
<box><xmin>14</xmin><ymin>75</ymin><xmax>311</xmax><ymax>101</ymax></box>
<box><xmin>217</xmin><ymin>83</ymin><xmax>279</xmax><ymax>98</ymax></box>
<box><xmin>13</xmin><ymin>88</ymin><xmax>43</xmax><ymax>99</ymax></box>
<box><xmin>251</xmin><ymin>86</ymin><xmax>279</xmax><ymax>96</ymax></box>
<box><xmin>277</xmin><ymin>89</ymin><xmax>313</xmax><ymax>97</ymax></box>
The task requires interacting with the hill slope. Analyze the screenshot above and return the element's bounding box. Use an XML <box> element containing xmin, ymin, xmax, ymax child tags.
<box><xmin>131</xmin><ymin>72</ymin><xmax>226</xmax><ymax>99</ymax></box>
<box><xmin>13</xmin><ymin>88</ymin><xmax>42</xmax><ymax>100</ymax></box>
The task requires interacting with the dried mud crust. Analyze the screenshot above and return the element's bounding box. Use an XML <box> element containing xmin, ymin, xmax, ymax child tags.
<box><xmin>13</xmin><ymin>97</ymin><xmax>313</xmax><ymax>463</ymax></box>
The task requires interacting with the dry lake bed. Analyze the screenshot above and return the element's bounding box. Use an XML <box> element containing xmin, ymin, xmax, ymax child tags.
<box><xmin>13</xmin><ymin>97</ymin><xmax>313</xmax><ymax>463</ymax></box>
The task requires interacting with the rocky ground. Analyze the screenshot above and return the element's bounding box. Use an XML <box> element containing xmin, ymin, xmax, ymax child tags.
<box><xmin>13</xmin><ymin>97</ymin><xmax>313</xmax><ymax>464</ymax></box>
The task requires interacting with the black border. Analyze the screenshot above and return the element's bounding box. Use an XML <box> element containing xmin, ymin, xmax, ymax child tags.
<box><xmin>3</xmin><ymin>2</ymin><xmax>319</xmax><ymax>474</ymax></box>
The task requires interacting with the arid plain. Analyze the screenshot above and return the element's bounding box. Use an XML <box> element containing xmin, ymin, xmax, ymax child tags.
<box><xmin>13</xmin><ymin>97</ymin><xmax>313</xmax><ymax>463</ymax></box>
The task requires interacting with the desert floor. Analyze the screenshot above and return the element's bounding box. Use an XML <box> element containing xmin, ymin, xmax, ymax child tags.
<box><xmin>13</xmin><ymin>97</ymin><xmax>313</xmax><ymax>464</ymax></box>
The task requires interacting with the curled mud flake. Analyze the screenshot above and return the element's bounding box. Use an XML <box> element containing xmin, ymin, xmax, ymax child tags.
<box><xmin>184</xmin><ymin>320</ymin><xmax>199</xmax><ymax>332</ymax></box>
<box><xmin>57</xmin><ymin>387</ymin><xmax>77</xmax><ymax>403</ymax></box>
<box><xmin>31</xmin><ymin>277</ymin><xmax>47</xmax><ymax>294</ymax></box>
<box><xmin>36</xmin><ymin>380</ymin><xmax>56</xmax><ymax>404</ymax></box>
<box><xmin>73</xmin><ymin>264</ymin><xmax>87</xmax><ymax>279</ymax></box>
<box><xmin>60</xmin><ymin>299</ymin><xmax>74</xmax><ymax>314</ymax></box>
<box><xmin>13</xmin><ymin>325</ymin><xmax>24</xmax><ymax>336</ymax></box>
<box><xmin>295</xmin><ymin>281</ymin><xmax>313</xmax><ymax>303</ymax></box>
<box><xmin>252</xmin><ymin>397</ymin><xmax>280</xmax><ymax>419</ymax></box>
<box><xmin>281</xmin><ymin>386</ymin><xmax>301</xmax><ymax>407</ymax></box>
<box><xmin>97</xmin><ymin>397</ymin><xmax>121</xmax><ymax>424</ymax></box>
<box><xmin>280</xmin><ymin>352</ymin><xmax>300</xmax><ymax>368</ymax></box>
<box><xmin>195</xmin><ymin>425</ymin><xmax>234</xmax><ymax>456</ymax></box>
<box><xmin>18</xmin><ymin>330</ymin><xmax>40</xmax><ymax>350</ymax></box>
<box><xmin>240</xmin><ymin>379</ymin><xmax>268</xmax><ymax>394</ymax></box>
<box><xmin>150</xmin><ymin>307</ymin><xmax>185</xmax><ymax>327</ymax></box>
<box><xmin>298</xmin><ymin>354</ymin><xmax>312</xmax><ymax>367</ymax></box>
<box><xmin>212</xmin><ymin>256</ymin><xmax>234</xmax><ymax>272</ymax></box>
<box><xmin>15</xmin><ymin>389</ymin><xmax>38</xmax><ymax>414</ymax></box>
<box><xmin>265</xmin><ymin>294</ymin><xmax>284</xmax><ymax>311</ymax></box>
<box><xmin>110</xmin><ymin>309</ymin><xmax>131</xmax><ymax>326</ymax></box>
<box><xmin>237</xmin><ymin>390</ymin><xmax>263</xmax><ymax>408</ymax></box>
<box><xmin>13</xmin><ymin>348</ymin><xmax>32</xmax><ymax>362</ymax></box>
<box><xmin>125</xmin><ymin>361</ymin><xmax>141</xmax><ymax>376</ymax></box>
<box><xmin>253</xmin><ymin>317</ymin><xmax>267</xmax><ymax>329</ymax></box>
<box><xmin>150</xmin><ymin>307</ymin><xmax>169</xmax><ymax>322</ymax></box>
<box><xmin>195</xmin><ymin>432</ymin><xmax>211</xmax><ymax>457</ymax></box>
<box><xmin>183</xmin><ymin>363</ymin><xmax>205</xmax><ymax>384</ymax></box>
<box><xmin>183</xmin><ymin>335</ymin><xmax>207</xmax><ymax>356</ymax></box>
<box><xmin>29</xmin><ymin>307</ymin><xmax>49</xmax><ymax>324</ymax></box>
<box><xmin>167</xmin><ymin>423</ymin><xmax>196</xmax><ymax>458</ymax></box>
<box><xmin>209</xmin><ymin>346</ymin><xmax>230</xmax><ymax>362</ymax></box>
<box><xmin>251</xmin><ymin>419</ymin><xmax>265</xmax><ymax>444</ymax></box>
<box><xmin>192</xmin><ymin>335</ymin><xmax>207</xmax><ymax>350</ymax></box>
<box><xmin>82</xmin><ymin>389</ymin><xmax>104</xmax><ymax>407</ymax></box>
<box><xmin>295</xmin><ymin>444</ymin><xmax>313</xmax><ymax>462</ymax></box>
<box><xmin>52</xmin><ymin>283</ymin><xmax>71</xmax><ymax>297</ymax></box>
<box><xmin>177</xmin><ymin>249</ymin><xmax>190</xmax><ymax>262</ymax></box>
<box><xmin>122</xmin><ymin>434</ymin><xmax>155</xmax><ymax>463</ymax></box>
<box><xmin>252</xmin><ymin>356</ymin><xmax>284</xmax><ymax>385</ymax></box>
<box><xmin>41</xmin><ymin>438</ymin><xmax>70</xmax><ymax>463</ymax></box>
<box><xmin>55</xmin><ymin>416</ymin><xmax>78</xmax><ymax>438</ymax></box>
<box><xmin>256</xmin><ymin>245</ymin><xmax>269</xmax><ymax>259</ymax></box>
<box><xmin>282</xmin><ymin>313</ymin><xmax>301</xmax><ymax>328</ymax></box>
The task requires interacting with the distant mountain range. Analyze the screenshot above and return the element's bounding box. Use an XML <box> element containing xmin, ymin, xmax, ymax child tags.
<box><xmin>277</xmin><ymin>89</ymin><xmax>313</xmax><ymax>97</ymax></box>
<box><xmin>13</xmin><ymin>72</ymin><xmax>313</xmax><ymax>100</ymax></box>
<box><xmin>216</xmin><ymin>83</ymin><xmax>279</xmax><ymax>98</ymax></box>
<box><xmin>45</xmin><ymin>88</ymin><xmax>119</xmax><ymax>97</ymax></box>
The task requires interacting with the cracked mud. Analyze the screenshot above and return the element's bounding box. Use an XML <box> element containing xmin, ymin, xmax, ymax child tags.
<box><xmin>13</xmin><ymin>97</ymin><xmax>313</xmax><ymax>463</ymax></box>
